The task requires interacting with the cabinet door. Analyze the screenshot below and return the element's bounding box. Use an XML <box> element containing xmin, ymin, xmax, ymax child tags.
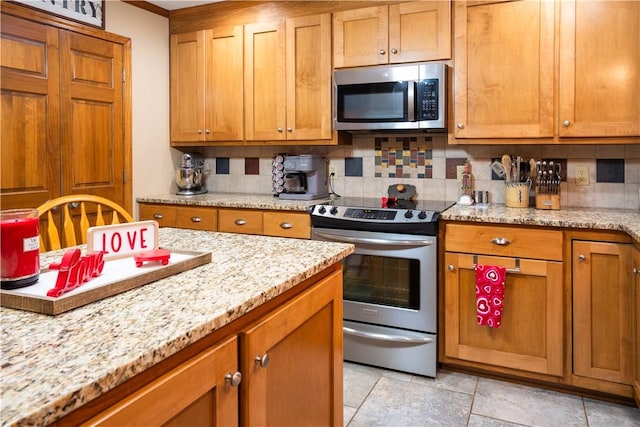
<box><xmin>0</xmin><ymin>14</ymin><xmax>61</xmax><ymax>209</ymax></box>
<box><xmin>59</xmin><ymin>30</ymin><xmax>126</xmax><ymax>207</ymax></box>
<box><xmin>573</xmin><ymin>241</ymin><xmax>633</xmax><ymax>385</ymax></box>
<box><xmin>388</xmin><ymin>1</ymin><xmax>451</xmax><ymax>63</ymax></box>
<box><xmin>205</xmin><ymin>26</ymin><xmax>244</xmax><ymax>141</ymax></box>
<box><xmin>333</xmin><ymin>6</ymin><xmax>388</xmax><ymax>68</ymax></box>
<box><xmin>633</xmin><ymin>246</ymin><xmax>640</xmax><ymax>406</ymax></box>
<box><xmin>170</xmin><ymin>31</ymin><xmax>205</xmax><ymax>142</ymax></box>
<box><xmin>453</xmin><ymin>0</ymin><xmax>554</xmax><ymax>138</ymax></box>
<box><xmin>84</xmin><ymin>336</ymin><xmax>239</xmax><ymax>426</ymax></box>
<box><xmin>444</xmin><ymin>252</ymin><xmax>563</xmax><ymax>376</ymax></box>
<box><xmin>240</xmin><ymin>269</ymin><xmax>343</xmax><ymax>426</ymax></box>
<box><xmin>244</xmin><ymin>21</ymin><xmax>286</xmax><ymax>141</ymax></box>
<box><xmin>558</xmin><ymin>1</ymin><xmax>640</xmax><ymax>137</ymax></box>
<box><xmin>177</xmin><ymin>206</ymin><xmax>217</xmax><ymax>231</ymax></box>
<box><xmin>285</xmin><ymin>14</ymin><xmax>332</xmax><ymax>141</ymax></box>
<box><xmin>263</xmin><ymin>211</ymin><xmax>310</xmax><ymax>239</ymax></box>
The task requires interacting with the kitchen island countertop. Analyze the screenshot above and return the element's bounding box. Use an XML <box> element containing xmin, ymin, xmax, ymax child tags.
<box><xmin>441</xmin><ymin>204</ymin><xmax>640</xmax><ymax>243</ymax></box>
<box><xmin>0</xmin><ymin>228</ymin><xmax>353</xmax><ymax>427</ymax></box>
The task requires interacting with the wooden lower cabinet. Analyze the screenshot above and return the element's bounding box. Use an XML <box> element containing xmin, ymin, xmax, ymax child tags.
<box><xmin>572</xmin><ymin>240</ymin><xmax>634</xmax><ymax>394</ymax></box>
<box><xmin>240</xmin><ymin>269</ymin><xmax>343</xmax><ymax>426</ymax></box>
<box><xmin>633</xmin><ymin>245</ymin><xmax>640</xmax><ymax>406</ymax></box>
<box><xmin>138</xmin><ymin>204</ymin><xmax>217</xmax><ymax>231</ymax></box>
<box><xmin>263</xmin><ymin>211</ymin><xmax>310</xmax><ymax>239</ymax></box>
<box><xmin>84</xmin><ymin>336</ymin><xmax>239</xmax><ymax>426</ymax></box>
<box><xmin>443</xmin><ymin>252</ymin><xmax>564</xmax><ymax>377</ymax></box>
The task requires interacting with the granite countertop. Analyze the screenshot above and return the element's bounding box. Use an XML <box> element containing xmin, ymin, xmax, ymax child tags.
<box><xmin>441</xmin><ymin>204</ymin><xmax>640</xmax><ymax>243</ymax></box>
<box><xmin>0</xmin><ymin>228</ymin><xmax>354</xmax><ymax>427</ymax></box>
<box><xmin>137</xmin><ymin>192</ymin><xmax>331</xmax><ymax>212</ymax></box>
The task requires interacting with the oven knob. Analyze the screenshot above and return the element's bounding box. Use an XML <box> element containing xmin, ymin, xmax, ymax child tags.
<box><xmin>330</xmin><ymin>206</ymin><xmax>338</xmax><ymax>215</ymax></box>
<box><xmin>404</xmin><ymin>210</ymin><xmax>413</xmax><ymax>218</ymax></box>
<box><xmin>318</xmin><ymin>206</ymin><xmax>326</xmax><ymax>214</ymax></box>
<box><xmin>418</xmin><ymin>211</ymin><xmax>427</xmax><ymax>220</ymax></box>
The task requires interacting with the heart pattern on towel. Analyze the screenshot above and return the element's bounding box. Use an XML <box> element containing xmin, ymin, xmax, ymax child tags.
<box><xmin>474</xmin><ymin>264</ymin><xmax>507</xmax><ymax>329</ymax></box>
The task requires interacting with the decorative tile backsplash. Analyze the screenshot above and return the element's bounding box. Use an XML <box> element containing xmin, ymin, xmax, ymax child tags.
<box><xmin>201</xmin><ymin>134</ymin><xmax>639</xmax><ymax>210</ymax></box>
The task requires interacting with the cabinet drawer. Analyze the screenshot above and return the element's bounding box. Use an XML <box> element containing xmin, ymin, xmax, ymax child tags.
<box><xmin>138</xmin><ymin>204</ymin><xmax>177</xmax><ymax>228</ymax></box>
<box><xmin>218</xmin><ymin>209</ymin><xmax>263</xmax><ymax>235</ymax></box>
<box><xmin>445</xmin><ymin>223</ymin><xmax>563</xmax><ymax>261</ymax></box>
<box><xmin>177</xmin><ymin>206</ymin><xmax>217</xmax><ymax>231</ymax></box>
<box><xmin>263</xmin><ymin>211</ymin><xmax>310</xmax><ymax>239</ymax></box>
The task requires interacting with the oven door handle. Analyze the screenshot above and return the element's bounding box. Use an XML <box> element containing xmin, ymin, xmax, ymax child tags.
<box><xmin>314</xmin><ymin>231</ymin><xmax>433</xmax><ymax>247</ymax></box>
<box><xmin>343</xmin><ymin>326</ymin><xmax>434</xmax><ymax>344</ymax></box>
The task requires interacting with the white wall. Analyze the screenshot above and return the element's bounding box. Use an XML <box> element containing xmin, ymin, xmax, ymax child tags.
<box><xmin>105</xmin><ymin>1</ymin><xmax>178</xmax><ymax>219</ymax></box>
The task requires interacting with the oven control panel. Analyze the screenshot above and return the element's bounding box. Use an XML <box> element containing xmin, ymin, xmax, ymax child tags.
<box><xmin>311</xmin><ymin>205</ymin><xmax>437</xmax><ymax>223</ymax></box>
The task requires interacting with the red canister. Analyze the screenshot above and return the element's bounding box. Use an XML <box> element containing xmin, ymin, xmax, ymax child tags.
<box><xmin>0</xmin><ymin>209</ymin><xmax>40</xmax><ymax>289</ymax></box>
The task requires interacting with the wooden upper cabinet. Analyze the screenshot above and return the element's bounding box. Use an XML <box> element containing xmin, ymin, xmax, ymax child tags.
<box><xmin>0</xmin><ymin>14</ymin><xmax>61</xmax><ymax>209</ymax></box>
<box><xmin>453</xmin><ymin>0</ymin><xmax>555</xmax><ymax>139</ymax></box>
<box><xmin>244</xmin><ymin>21</ymin><xmax>286</xmax><ymax>141</ymax></box>
<box><xmin>558</xmin><ymin>1</ymin><xmax>640</xmax><ymax>137</ymax></box>
<box><xmin>245</xmin><ymin>13</ymin><xmax>332</xmax><ymax>142</ymax></box>
<box><xmin>170</xmin><ymin>27</ymin><xmax>244</xmax><ymax>143</ymax></box>
<box><xmin>333</xmin><ymin>1</ymin><xmax>451</xmax><ymax>68</ymax></box>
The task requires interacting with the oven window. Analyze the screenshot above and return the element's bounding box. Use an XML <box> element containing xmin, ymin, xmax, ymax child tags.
<box><xmin>342</xmin><ymin>254</ymin><xmax>419</xmax><ymax>309</ymax></box>
<box><xmin>337</xmin><ymin>82</ymin><xmax>408</xmax><ymax>122</ymax></box>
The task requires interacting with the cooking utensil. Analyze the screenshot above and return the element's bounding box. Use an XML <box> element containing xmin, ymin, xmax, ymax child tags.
<box><xmin>501</xmin><ymin>155</ymin><xmax>512</xmax><ymax>182</ymax></box>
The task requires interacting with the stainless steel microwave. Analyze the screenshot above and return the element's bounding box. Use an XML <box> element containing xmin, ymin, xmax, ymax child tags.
<box><xmin>333</xmin><ymin>62</ymin><xmax>446</xmax><ymax>131</ymax></box>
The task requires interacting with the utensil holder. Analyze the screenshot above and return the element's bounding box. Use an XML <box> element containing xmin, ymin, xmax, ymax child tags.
<box><xmin>535</xmin><ymin>191</ymin><xmax>560</xmax><ymax>210</ymax></box>
<box><xmin>504</xmin><ymin>182</ymin><xmax>530</xmax><ymax>208</ymax></box>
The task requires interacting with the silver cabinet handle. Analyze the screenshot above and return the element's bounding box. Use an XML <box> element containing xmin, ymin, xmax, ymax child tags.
<box><xmin>197</xmin><ymin>129</ymin><xmax>203</xmax><ymax>134</ymax></box>
<box><xmin>456</xmin><ymin>123</ymin><xmax>464</xmax><ymax>129</ymax></box>
<box><xmin>277</xmin><ymin>127</ymin><xmax>283</xmax><ymax>133</ymax></box>
<box><xmin>205</xmin><ymin>129</ymin><xmax>210</xmax><ymax>134</ymax></box>
<box><xmin>378</xmin><ymin>49</ymin><xmax>385</xmax><ymax>55</ymax></box>
<box><xmin>287</xmin><ymin>128</ymin><xmax>292</xmax><ymax>132</ymax></box>
<box><xmin>633</xmin><ymin>267</ymin><xmax>639</xmax><ymax>275</ymax></box>
<box><xmin>68</xmin><ymin>202</ymin><xmax>80</xmax><ymax>209</ymax></box>
<box><xmin>224</xmin><ymin>371</ymin><xmax>242</xmax><ymax>387</ymax></box>
<box><xmin>578</xmin><ymin>254</ymin><xmax>586</xmax><ymax>262</ymax></box>
<box><xmin>563</xmin><ymin>120</ymin><xmax>571</xmax><ymax>127</ymax></box>
<box><xmin>153</xmin><ymin>213</ymin><xmax>164</xmax><ymax>220</ymax></box>
<box><xmin>490</xmin><ymin>237</ymin><xmax>511</xmax><ymax>245</ymax></box>
<box><xmin>234</xmin><ymin>219</ymin><xmax>246</xmax><ymax>226</ymax></box>
<box><xmin>280</xmin><ymin>222</ymin><xmax>292</xmax><ymax>229</ymax></box>
<box><xmin>390</xmin><ymin>48</ymin><xmax>398</xmax><ymax>54</ymax></box>
<box><xmin>255</xmin><ymin>353</ymin><xmax>270</xmax><ymax>368</ymax></box>
<box><xmin>448</xmin><ymin>265</ymin><xmax>455</xmax><ymax>272</ymax></box>
<box><xmin>190</xmin><ymin>216</ymin><xmax>202</xmax><ymax>223</ymax></box>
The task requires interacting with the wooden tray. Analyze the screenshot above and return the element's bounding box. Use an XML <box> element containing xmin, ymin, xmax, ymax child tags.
<box><xmin>0</xmin><ymin>248</ymin><xmax>211</xmax><ymax>315</ymax></box>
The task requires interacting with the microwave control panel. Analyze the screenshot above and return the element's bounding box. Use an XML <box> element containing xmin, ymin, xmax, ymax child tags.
<box><xmin>417</xmin><ymin>79</ymin><xmax>439</xmax><ymax>121</ymax></box>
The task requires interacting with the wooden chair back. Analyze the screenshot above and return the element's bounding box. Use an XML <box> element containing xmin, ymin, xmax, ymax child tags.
<box><xmin>37</xmin><ymin>195</ymin><xmax>133</xmax><ymax>252</ymax></box>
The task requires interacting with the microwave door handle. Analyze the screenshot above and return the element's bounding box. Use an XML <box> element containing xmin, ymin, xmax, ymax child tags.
<box><xmin>407</xmin><ymin>82</ymin><xmax>416</xmax><ymax>121</ymax></box>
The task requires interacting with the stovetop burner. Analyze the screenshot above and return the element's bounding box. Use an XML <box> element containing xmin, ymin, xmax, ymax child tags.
<box><xmin>309</xmin><ymin>197</ymin><xmax>455</xmax><ymax>235</ymax></box>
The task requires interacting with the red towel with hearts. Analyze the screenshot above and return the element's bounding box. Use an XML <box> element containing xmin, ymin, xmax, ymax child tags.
<box><xmin>475</xmin><ymin>265</ymin><xmax>507</xmax><ymax>328</ymax></box>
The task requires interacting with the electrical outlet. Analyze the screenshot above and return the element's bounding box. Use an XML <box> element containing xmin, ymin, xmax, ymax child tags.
<box><xmin>575</xmin><ymin>166</ymin><xmax>590</xmax><ymax>186</ymax></box>
<box><xmin>456</xmin><ymin>165</ymin><xmax>465</xmax><ymax>182</ymax></box>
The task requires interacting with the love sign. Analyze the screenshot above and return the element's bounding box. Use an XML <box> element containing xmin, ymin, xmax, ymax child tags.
<box><xmin>87</xmin><ymin>221</ymin><xmax>159</xmax><ymax>260</ymax></box>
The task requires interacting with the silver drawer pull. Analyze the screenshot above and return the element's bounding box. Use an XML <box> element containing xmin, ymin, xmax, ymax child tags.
<box><xmin>490</xmin><ymin>237</ymin><xmax>511</xmax><ymax>246</ymax></box>
<box><xmin>280</xmin><ymin>222</ymin><xmax>292</xmax><ymax>229</ymax></box>
<box><xmin>235</xmin><ymin>219</ymin><xmax>246</xmax><ymax>226</ymax></box>
<box><xmin>153</xmin><ymin>213</ymin><xmax>164</xmax><ymax>220</ymax></box>
<box><xmin>190</xmin><ymin>216</ymin><xmax>201</xmax><ymax>223</ymax></box>
<box><xmin>255</xmin><ymin>353</ymin><xmax>270</xmax><ymax>368</ymax></box>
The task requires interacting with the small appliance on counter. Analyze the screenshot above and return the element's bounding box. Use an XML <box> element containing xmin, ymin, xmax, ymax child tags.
<box><xmin>175</xmin><ymin>152</ymin><xmax>207</xmax><ymax>196</ymax></box>
<box><xmin>272</xmin><ymin>154</ymin><xmax>329</xmax><ymax>200</ymax></box>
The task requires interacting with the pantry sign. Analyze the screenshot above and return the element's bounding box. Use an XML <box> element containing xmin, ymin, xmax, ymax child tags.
<box><xmin>14</xmin><ymin>0</ymin><xmax>104</xmax><ymax>28</ymax></box>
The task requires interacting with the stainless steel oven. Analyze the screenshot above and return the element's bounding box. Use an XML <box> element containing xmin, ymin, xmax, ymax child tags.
<box><xmin>310</xmin><ymin>198</ymin><xmax>453</xmax><ymax>377</ymax></box>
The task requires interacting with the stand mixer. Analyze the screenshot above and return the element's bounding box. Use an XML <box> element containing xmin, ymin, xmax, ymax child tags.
<box><xmin>175</xmin><ymin>152</ymin><xmax>207</xmax><ymax>195</ymax></box>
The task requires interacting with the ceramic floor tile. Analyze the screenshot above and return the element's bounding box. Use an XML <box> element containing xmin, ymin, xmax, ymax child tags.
<box><xmin>412</xmin><ymin>368</ymin><xmax>479</xmax><ymax>395</ymax></box>
<box><xmin>344</xmin><ymin>405</ymin><xmax>357</xmax><ymax>426</ymax></box>
<box><xmin>343</xmin><ymin>362</ymin><xmax>385</xmax><ymax>408</ymax></box>
<box><xmin>472</xmin><ymin>378</ymin><xmax>587</xmax><ymax>427</ymax></box>
<box><xmin>467</xmin><ymin>414</ymin><xmax>528</xmax><ymax>427</ymax></box>
<box><xmin>583</xmin><ymin>397</ymin><xmax>640</xmax><ymax>427</ymax></box>
<box><xmin>348</xmin><ymin>376</ymin><xmax>473</xmax><ymax>426</ymax></box>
